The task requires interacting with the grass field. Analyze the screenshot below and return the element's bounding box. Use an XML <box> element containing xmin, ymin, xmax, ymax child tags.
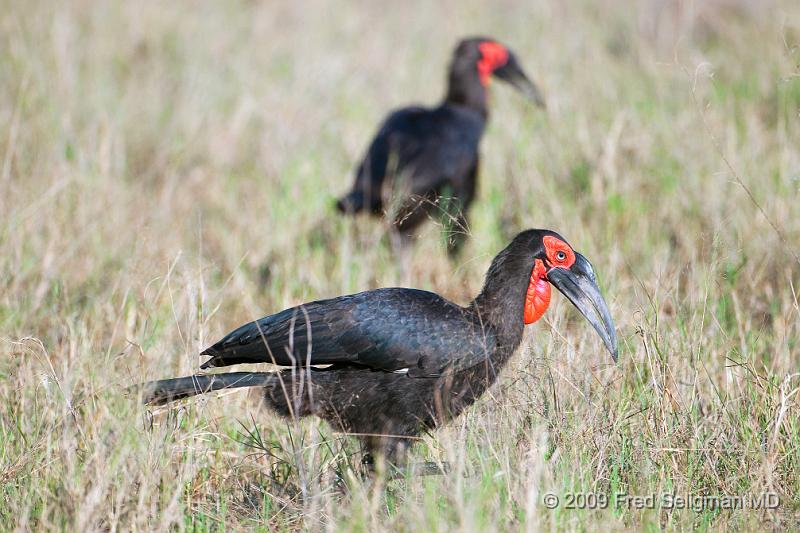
<box><xmin>2</xmin><ymin>0</ymin><xmax>800</xmax><ymax>530</ymax></box>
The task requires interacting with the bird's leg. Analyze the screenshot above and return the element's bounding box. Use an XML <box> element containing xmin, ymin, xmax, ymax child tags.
<box><xmin>445</xmin><ymin>212</ymin><xmax>469</xmax><ymax>258</ymax></box>
<box><xmin>400</xmin><ymin>462</ymin><xmax>451</xmax><ymax>478</ymax></box>
<box><xmin>387</xmin><ymin>440</ymin><xmax>449</xmax><ymax>479</ymax></box>
<box><xmin>389</xmin><ymin>229</ymin><xmax>413</xmax><ymax>286</ymax></box>
<box><xmin>377</xmin><ymin>461</ymin><xmax>451</xmax><ymax>480</ymax></box>
<box><xmin>445</xmin><ymin>161</ymin><xmax>477</xmax><ymax>258</ymax></box>
<box><xmin>388</xmin><ymin>191</ymin><xmax>438</xmax><ymax>283</ymax></box>
<box><xmin>357</xmin><ymin>452</ymin><xmax>377</xmax><ymax>480</ymax></box>
<box><xmin>362</xmin><ymin>439</ymin><xmax>450</xmax><ymax>479</ymax></box>
<box><xmin>363</xmin><ymin>462</ymin><xmax>449</xmax><ymax>480</ymax></box>
<box><xmin>438</xmin><ymin>191</ymin><xmax>469</xmax><ymax>258</ymax></box>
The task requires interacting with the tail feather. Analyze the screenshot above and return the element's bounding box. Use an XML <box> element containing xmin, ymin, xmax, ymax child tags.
<box><xmin>335</xmin><ymin>190</ymin><xmax>365</xmax><ymax>214</ymax></box>
<box><xmin>336</xmin><ymin>189</ymin><xmax>383</xmax><ymax>215</ymax></box>
<box><xmin>136</xmin><ymin>372</ymin><xmax>276</xmax><ymax>405</ymax></box>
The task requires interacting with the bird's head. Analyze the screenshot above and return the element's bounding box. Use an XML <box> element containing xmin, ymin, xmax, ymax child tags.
<box><xmin>451</xmin><ymin>37</ymin><xmax>546</xmax><ymax>108</ymax></box>
<box><xmin>479</xmin><ymin>229</ymin><xmax>617</xmax><ymax>361</ymax></box>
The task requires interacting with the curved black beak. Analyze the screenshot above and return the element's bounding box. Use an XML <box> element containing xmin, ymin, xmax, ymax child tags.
<box><xmin>547</xmin><ymin>253</ymin><xmax>618</xmax><ymax>361</ymax></box>
<box><xmin>493</xmin><ymin>54</ymin><xmax>546</xmax><ymax>108</ymax></box>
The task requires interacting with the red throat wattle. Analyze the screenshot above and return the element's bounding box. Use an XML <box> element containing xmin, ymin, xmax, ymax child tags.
<box><xmin>524</xmin><ymin>259</ymin><xmax>550</xmax><ymax>325</ymax></box>
<box><xmin>477</xmin><ymin>41</ymin><xmax>509</xmax><ymax>86</ymax></box>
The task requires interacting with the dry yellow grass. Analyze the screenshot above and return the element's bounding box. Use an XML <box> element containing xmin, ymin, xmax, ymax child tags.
<box><xmin>1</xmin><ymin>0</ymin><xmax>799</xmax><ymax>530</ymax></box>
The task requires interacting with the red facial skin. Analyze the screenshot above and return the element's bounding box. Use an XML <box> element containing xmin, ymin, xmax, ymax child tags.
<box><xmin>542</xmin><ymin>235</ymin><xmax>576</xmax><ymax>269</ymax></box>
<box><xmin>477</xmin><ymin>42</ymin><xmax>509</xmax><ymax>86</ymax></box>
<box><xmin>523</xmin><ymin>236</ymin><xmax>577</xmax><ymax>325</ymax></box>
<box><xmin>524</xmin><ymin>259</ymin><xmax>550</xmax><ymax>324</ymax></box>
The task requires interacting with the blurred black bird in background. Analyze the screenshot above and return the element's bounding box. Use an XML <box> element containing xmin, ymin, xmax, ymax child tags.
<box><xmin>139</xmin><ymin>229</ymin><xmax>616</xmax><ymax>467</ymax></box>
<box><xmin>336</xmin><ymin>37</ymin><xmax>545</xmax><ymax>258</ymax></box>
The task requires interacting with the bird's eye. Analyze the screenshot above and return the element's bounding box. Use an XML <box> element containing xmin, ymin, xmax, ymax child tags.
<box><xmin>556</xmin><ymin>251</ymin><xmax>566</xmax><ymax>262</ymax></box>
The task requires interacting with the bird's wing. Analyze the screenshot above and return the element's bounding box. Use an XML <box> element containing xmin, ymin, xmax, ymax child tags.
<box><xmin>339</xmin><ymin>106</ymin><xmax>430</xmax><ymax>213</ymax></box>
<box><xmin>200</xmin><ymin>288</ymin><xmax>496</xmax><ymax>377</ymax></box>
<box><xmin>340</xmin><ymin>106</ymin><xmax>483</xmax><ymax>213</ymax></box>
<box><xmin>387</xmin><ymin>105</ymin><xmax>484</xmax><ymax>195</ymax></box>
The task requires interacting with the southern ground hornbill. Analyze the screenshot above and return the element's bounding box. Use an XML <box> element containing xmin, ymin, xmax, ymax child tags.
<box><xmin>140</xmin><ymin>230</ymin><xmax>617</xmax><ymax>465</ymax></box>
<box><xmin>336</xmin><ymin>37</ymin><xmax>545</xmax><ymax>257</ymax></box>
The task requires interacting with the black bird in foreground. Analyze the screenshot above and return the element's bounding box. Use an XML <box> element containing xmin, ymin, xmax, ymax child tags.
<box><xmin>336</xmin><ymin>37</ymin><xmax>545</xmax><ymax>257</ymax></box>
<box><xmin>140</xmin><ymin>230</ymin><xmax>617</xmax><ymax>466</ymax></box>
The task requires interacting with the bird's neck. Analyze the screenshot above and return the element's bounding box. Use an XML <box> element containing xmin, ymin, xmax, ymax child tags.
<box><xmin>444</xmin><ymin>70</ymin><xmax>489</xmax><ymax>118</ymax></box>
<box><xmin>467</xmin><ymin>244</ymin><xmax>535</xmax><ymax>362</ymax></box>
<box><xmin>469</xmin><ymin>281</ymin><xmax>526</xmax><ymax>360</ymax></box>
